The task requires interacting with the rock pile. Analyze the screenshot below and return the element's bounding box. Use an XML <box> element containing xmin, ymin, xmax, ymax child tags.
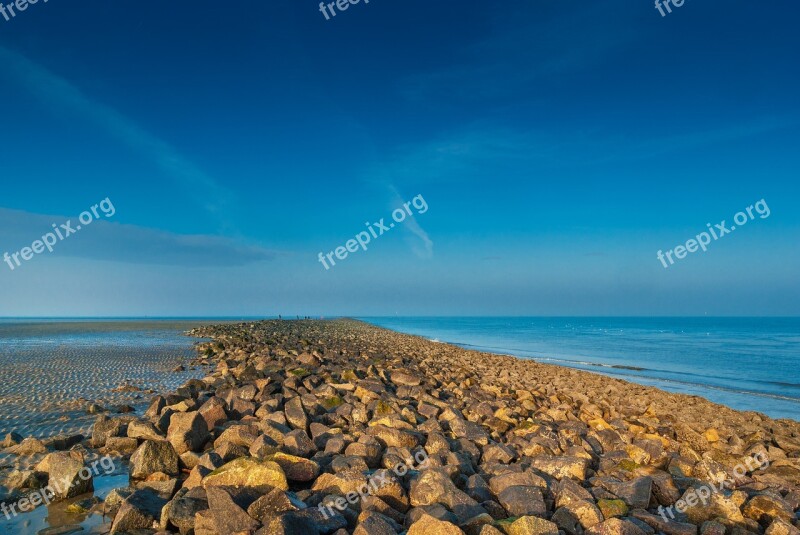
<box><xmin>4</xmin><ymin>319</ymin><xmax>800</xmax><ymax>535</ymax></box>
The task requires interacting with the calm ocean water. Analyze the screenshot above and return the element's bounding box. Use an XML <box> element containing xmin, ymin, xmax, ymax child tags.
<box><xmin>362</xmin><ymin>317</ymin><xmax>800</xmax><ymax>421</ymax></box>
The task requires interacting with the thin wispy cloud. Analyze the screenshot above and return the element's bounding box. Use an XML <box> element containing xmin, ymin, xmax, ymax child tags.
<box><xmin>365</xmin><ymin>118</ymin><xmax>796</xmax><ymax>190</ymax></box>
<box><xmin>0</xmin><ymin>46</ymin><xmax>235</xmax><ymax>227</ymax></box>
<box><xmin>0</xmin><ymin>207</ymin><xmax>279</xmax><ymax>267</ymax></box>
<box><xmin>387</xmin><ymin>185</ymin><xmax>433</xmax><ymax>259</ymax></box>
<box><xmin>399</xmin><ymin>3</ymin><xmax>640</xmax><ymax>103</ymax></box>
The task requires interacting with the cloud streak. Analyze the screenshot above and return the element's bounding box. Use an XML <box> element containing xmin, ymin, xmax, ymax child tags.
<box><xmin>0</xmin><ymin>46</ymin><xmax>235</xmax><ymax>226</ymax></box>
<box><xmin>0</xmin><ymin>207</ymin><xmax>279</xmax><ymax>267</ymax></box>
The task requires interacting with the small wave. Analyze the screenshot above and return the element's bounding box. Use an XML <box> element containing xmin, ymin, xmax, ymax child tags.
<box><xmin>452</xmin><ymin>343</ymin><xmax>800</xmax><ymax>404</ymax></box>
<box><xmin>768</xmin><ymin>381</ymin><xmax>800</xmax><ymax>389</ymax></box>
<box><xmin>580</xmin><ymin>367</ymin><xmax>800</xmax><ymax>404</ymax></box>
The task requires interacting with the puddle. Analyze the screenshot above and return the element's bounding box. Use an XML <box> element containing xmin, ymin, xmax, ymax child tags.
<box><xmin>1</xmin><ymin>472</ymin><xmax>129</xmax><ymax>535</ymax></box>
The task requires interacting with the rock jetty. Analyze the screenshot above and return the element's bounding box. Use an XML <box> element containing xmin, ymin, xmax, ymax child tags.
<box><xmin>3</xmin><ymin>319</ymin><xmax>800</xmax><ymax>535</ymax></box>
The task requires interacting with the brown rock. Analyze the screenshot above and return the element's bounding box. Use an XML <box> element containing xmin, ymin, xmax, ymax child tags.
<box><xmin>410</xmin><ymin>469</ymin><xmax>486</xmax><ymax>524</ymax></box>
<box><xmin>501</xmin><ymin>515</ymin><xmax>559</xmax><ymax>535</ymax></box>
<box><xmin>407</xmin><ymin>513</ymin><xmax>465</xmax><ymax>535</ymax></box>
<box><xmin>203</xmin><ymin>457</ymin><xmax>288</xmax><ymax>490</ymax></box>
<box><xmin>530</xmin><ymin>456</ymin><xmax>590</xmax><ymax>480</ymax></box>
<box><xmin>110</xmin><ymin>488</ymin><xmax>168</xmax><ymax>534</ymax></box>
<box><xmin>585</xmin><ymin>518</ymin><xmax>648</xmax><ymax>535</ymax></box>
<box><xmin>130</xmin><ymin>440</ymin><xmax>180</xmax><ymax>479</ymax></box>
<box><xmin>206</xmin><ymin>486</ymin><xmax>260</xmax><ymax>534</ymax></box>
<box><xmin>497</xmin><ymin>485</ymin><xmax>546</xmax><ymax>517</ymax></box>
<box><xmin>266</xmin><ymin>452</ymin><xmax>320</xmax><ymax>482</ymax></box>
<box><xmin>167</xmin><ymin>412</ymin><xmax>209</xmax><ymax>454</ymax></box>
<box><xmin>743</xmin><ymin>494</ymin><xmax>796</xmax><ymax>526</ymax></box>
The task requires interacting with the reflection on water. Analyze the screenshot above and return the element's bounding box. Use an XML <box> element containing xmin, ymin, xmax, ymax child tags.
<box><xmin>1</xmin><ymin>472</ymin><xmax>129</xmax><ymax>535</ymax></box>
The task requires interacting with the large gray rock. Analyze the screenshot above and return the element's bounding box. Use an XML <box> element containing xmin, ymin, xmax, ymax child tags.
<box><xmin>530</xmin><ymin>455</ymin><xmax>590</xmax><ymax>480</ymax></box>
<box><xmin>92</xmin><ymin>416</ymin><xmax>127</xmax><ymax>448</ymax></box>
<box><xmin>497</xmin><ymin>485</ymin><xmax>546</xmax><ymax>517</ymax></box>
<box><xmin>203</xmin><ymin>457</ymin><xmax>288</xmax><ymax>490</ymax></box>
<box><xmin>410</xmin><ymin>469</ymin><xmax>486</xmax><ymax>523</ymax></box>
<box><xmin>284</xmin><ymin>396</ymin><xmax>308</xmax><ymax>431</ymax></box>
<box><xmin>206</xmin><ymin>485</ymin><xmax>261</xmax><ymax>533</ymax></box>
<box><xmin>166</xmin><ymin>488</ymin><xmax>208</xmax><ymax>535</ymax></box>
<box><xmin>743</xmin><ymin>494</ymin><xmax>796</xmax><ymax>526</ymax></box>
<box><xmin>167</xmin><ymin>411</ymin><xmax>209</xmax><ymax>454</ymax></box>
<box><xmin>260</xmin><ymin>511</ymin><xmax>326</xmax><ymax>535</ymax></box>
<box><xmin>283</xmin><ymin>429</ymin><xmax>316</xmax><ymax>458</ymax></box>
<box><xmin>586</xmin><ymin>518</ymin><xmax>648</xmax><ymax>535</ymax></box>
<box><xmin>247</xmin><ymin>487</ymin><xmax>300</xmax><ymax>523</ymax></box>
<box><xmin>199</xmin><ymin>396</ymin><xmax>228</xmax><ymax>430</ymax></box>
<box><xmin>130</xmin><ymin>439</ymin><xmax>180</xmax><ymax>478</ymax></box>
<box><xmin>40</xmin><ymin>451</ymin><xmax>94</xmax><ymax>500</ymax></box>
<box><xmin>110</xmin><ymin>488</ymin><xmax>168</xmax><ymax>534</ymax></box>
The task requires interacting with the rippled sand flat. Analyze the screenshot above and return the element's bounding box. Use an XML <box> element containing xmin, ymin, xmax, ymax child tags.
<box><xmin>0</xmin><ymin>321</ymin><xmax>220</xmax><ymax>441</ymax></box>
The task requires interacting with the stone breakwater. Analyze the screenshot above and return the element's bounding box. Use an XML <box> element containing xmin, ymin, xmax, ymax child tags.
<box><xmin>2</xmin><ymin>319</ymin><xmax>800</xmax><ymax>535</ymax></box>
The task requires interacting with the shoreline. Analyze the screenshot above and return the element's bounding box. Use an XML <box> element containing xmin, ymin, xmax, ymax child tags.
<box><xmin>347</xmin><ymin>319</ymin><xmax>800</xmax><ymax>429</ymax></box>
<box><xmin>2</xmin><ymin>318</ymin><xmax>799</xmax><ymax>534</ymax></box>
<box><xmin>360</xmin><ymin>317</ymin><xmax>800</xmax><ymax>421</ymax></box>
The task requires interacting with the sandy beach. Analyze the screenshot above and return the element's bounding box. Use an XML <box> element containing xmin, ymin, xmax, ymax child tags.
<box><xmin>1</xmin><ymin>319</ymin><xmax>799</xmax><ymax>535</ymax></box>
<box><xmin>0</xmin><ymin>321</ymin><xmax>214</xmax><ymax>442</ymax></box>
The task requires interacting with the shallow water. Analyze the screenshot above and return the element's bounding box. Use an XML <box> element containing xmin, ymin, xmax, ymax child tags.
<box><xmin>363</xmin><ymin>317</ymin><xmax>800</xmax><ymax>421</ymax></box>
<box><xmin>0</xmin><ymin>320</ymin><xmax>215</xmax><ymax>440</ymax></box>
<box><xmin>0</xmin><ymin>320</ymin><xmax>228</xmax><ymax>534</ymax></box>
<box><xmin>1</xmin><ymin>467</ymin><xmax>129</xmax><ymax>534</ymax></box>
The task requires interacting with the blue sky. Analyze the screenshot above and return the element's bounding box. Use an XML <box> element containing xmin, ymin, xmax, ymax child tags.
<box><xmin>0</xmin><ymin>0</ymin><xmax>798</xmax><ymax>316</ymax></box>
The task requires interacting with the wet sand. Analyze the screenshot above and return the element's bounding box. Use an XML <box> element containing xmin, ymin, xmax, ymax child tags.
<box><xmin>0</xmin><ymin>321</ymin><xmax>214</xmax><ymax>441</ymax></box>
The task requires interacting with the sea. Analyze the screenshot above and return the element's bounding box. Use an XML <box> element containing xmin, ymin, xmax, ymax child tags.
<box><xmin>362</xmin><ymin>317</ymin><xmax>800</xmax><ymax>421</ymax></box>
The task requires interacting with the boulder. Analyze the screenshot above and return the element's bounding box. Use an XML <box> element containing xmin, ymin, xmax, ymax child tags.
<box><xmin>500</xmin><ymin>515</ymin><xmax>560</xmax><ymax>535</ymax></box>
<box><xmin>167</xmin><ymin>411</ymin><xmax>209</xmax><ymax>454</ymax></box>
<box><xmin>206</xmin><ymin>485</ymin><xmax>260</xmax><ymax>533</ymax></box>
<box><xmin>585</xmin><ymin>518</ymin><xmax>648</xmax><ymax>535</ymax></box>
<box><xmin>247</xmin><ymin>487</ymin><xmax>300</xmax><ymax>523</ymax></box>
<box><xmin>267</xmin><ymin>452</ymin><xmax>320</xmax><ymax>482</ymax></box>
<box><xmin>497</xmin><ymin>485</ymin><xmax>546</xmax><ymax>517</ymax></box>
<box><xmin>284</xmin><ymin>396</ymin><xmax>308</xmax><ymax>431</ymax></box>
<box><xmin>92</xmin><ymin>416</ymin><xmax>127</xmax><ymax>448</ymax></box>
<box><xmin>110</xmin><ymin>488</ymin><xmax>168</xmax><ymax>533</ymax></box>
<box><xmin>166</xmin><ymin>488</ymin><xmax>208</xmax><ymax>534</ymax></box>
<box><xmin>743</xmin><ymin>494</ymin><xmax>796</xmax><ymax>526</ymax></box>
<box><xmin>530</xmin><ymin>456</ymin><xmax>590</xmax><ymax>480</ymax></box>
<box><xmin>39</xmin><ymin>451</ymin><xmax>93</xmax><ymax>500</ymax></box>
<box><xmin>407</xmin><ymin>513</ymin><xmax>464</xmax><ymax>534</ymax></box>
<box><xmin>283</xmin><ymin>429</ymin><xmax>317</xmax><ymax>458</ymax></box>
<box><xmin>410</xmin><ymin>469</ymin><xmax>486</xmax><ymax>523</ymax></box>
<box><xmin>198</xmin><ymin>396</ymin><xmax>228</xmax><ymax>430</ymax></box>
<box><xmin>203</xmin><ymin>457</ymin><xmax>288</xmax><ymax>490</ymax></box>
<box><xmin>130</xmin><ymin>440</ymin><xmax>180</xmax><ymax>479</ymax></box>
